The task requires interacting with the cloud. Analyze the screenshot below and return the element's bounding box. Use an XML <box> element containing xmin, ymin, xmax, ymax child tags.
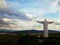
<box><xmin>0</xmin><ymin>18</ymin><xmax>16</xmax><ymax>26</ymax></box>
<box><xmin>0</xmin><ymin>18</ymin><xmax>24</xmax><ymax>30</ymax></box>
<box><xmin>21</xmin><ymin>0</ymin><xmax>60</xmax><ymax>30</ymax></box>
<box><xmin>0</xmin><ymin>0</ymin><xmax>32</xmax><ymax>30</ymax></box>
<box><xmin>0</xmin><ymin>0</ymin><xmax>7</xmax><ymax>9</ymax></box>
<box><xmin>20</xmin><ymin>0</ymin><xmax>60</xmax><ymax>20</ymax></box>
<box><xmin>0</xmin><ymin>19</ymin><xmax>8</xmax><ymax>25</ymax></box>
<box><xmin>57</xmin><ymin>1</ymin><xmax>60</xmax><ymax>6</ymax></box>
<box><xmin>0</xmin><ymin>18</ymin><xmax>15</xmax><ymax>30</ymax></box>
<box><xmin>0</xmin><ymin>0</ymin><xmax>60</xmax><ymax>30</ymax></box>
<box><xmin>0</xmin><ymin>0</ymin><xmax>32</xmax><ymax>21</ymax></box>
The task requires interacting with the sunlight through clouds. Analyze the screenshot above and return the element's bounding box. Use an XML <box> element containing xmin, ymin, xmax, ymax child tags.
<box><xmin>0</xmin><ymin>0</ymin><xmax>60</xmax><ymax>31</ymax></box>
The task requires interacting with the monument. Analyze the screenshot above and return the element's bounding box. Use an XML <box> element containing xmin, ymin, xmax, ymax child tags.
<box><xmin>37</xmin><ymin>19</ymin><xmax>54</xmax><ymax>37</ymax></box>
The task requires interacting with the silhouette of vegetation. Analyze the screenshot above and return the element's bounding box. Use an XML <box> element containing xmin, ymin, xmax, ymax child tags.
<box><xmin>18</xmin><ymin>35</ymin><xmax>41</xmax><ymax>45</ymax></box>
<box><xmin>0</xmin><ymin>33</ymin><xmax>60</xmax><ymax>45</ymax></box>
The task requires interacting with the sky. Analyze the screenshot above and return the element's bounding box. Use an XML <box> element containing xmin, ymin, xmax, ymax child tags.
<box><xmin>0</xmin><ymin>0</ymin><xmax>60</xmax><ymax>31</ymax></box>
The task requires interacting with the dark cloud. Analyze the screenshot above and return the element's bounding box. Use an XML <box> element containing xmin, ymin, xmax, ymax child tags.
<box><xmin>0</xmin><ymin>19</ymin><xmax>8</xmax><ymax>25</ymax></box>
<box><xmin>58</xmin><ymin>1</ymin><xmax>60</xmax><ymax>6</ymax></box>
<box><xmin>0</xmin><ymin>0</ymin><xmax>32</xmax><ymax>29</ymax></box>
<box><xmin>0</xmin><ymin>18</ymin><xmax>16</xmax><ymax>26</ymax></box>
<box><xmin>0</xmin><ymin>8</ymin><xmax>32</xmax><ymax>27</ymax></box>
<box><xmin>55</xmin><ymin>23</ymin><xmax>60</xmax><ymax>25</ymax></box>
<box><xmin>0</xmin><ymin>8</ymin><xmax>32</xmax><ymax>21</ymax></box>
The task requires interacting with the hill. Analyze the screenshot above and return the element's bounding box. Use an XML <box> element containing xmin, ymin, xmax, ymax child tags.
<box><xmin>0</xmin><ymin>29</ymin><xmax>59</xmax><ymax>34</ymax></box>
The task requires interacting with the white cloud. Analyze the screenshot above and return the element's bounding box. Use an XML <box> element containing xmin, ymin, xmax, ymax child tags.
<box><xmin>0</xmin><ymin>0</ymin><xmax>32</xmax><ymax>30</ymax></box>
<box><xmin>0</xmin><ymin>0</ymin><xmax>7</xmax><ymax>9</ymax></box>
<box><xmin>25</xmin><ymin>13</ymin><xmax>33</xmax><ymax>19</ymax></box>
<box><xmin>0</xmin><ymin>0</ymin><xmax>32</xmax><ymax>21</ymax></box>
<box><xmin>20</xmin><ymin>0</ymin><xmax>60</xmax><ymax>31</ymax></box>
<box><xmin>0</xmin><ymin>0</ymin><xmax>60</xmax><ymax>30</ymax></box>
